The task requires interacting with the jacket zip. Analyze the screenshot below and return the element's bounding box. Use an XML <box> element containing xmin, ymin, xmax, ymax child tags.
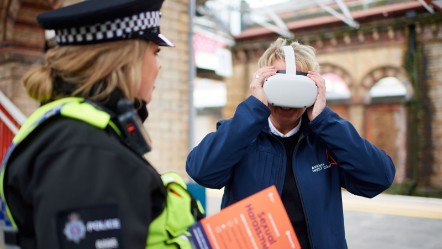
<box><xmin>292</xmin><ymin>133</ymin><xmax>315</xmax><ymax>249</ymax></box>
<box><xmin>267</xmin><ymin>133</ymin><xmax>285</xmax><ymax>191</ymax></box>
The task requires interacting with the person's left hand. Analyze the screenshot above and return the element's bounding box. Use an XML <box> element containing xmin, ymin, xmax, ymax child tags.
<box><xmin>306</xmin><ymin>71</ymin><xmax>326</xmax><ymax>121</ymax></box>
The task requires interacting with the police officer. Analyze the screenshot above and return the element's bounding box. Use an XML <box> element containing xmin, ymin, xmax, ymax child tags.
<box><xmin>0</xmin><ymin>0</ymin><xmax>201</xmax><ymax>248</ymax></box>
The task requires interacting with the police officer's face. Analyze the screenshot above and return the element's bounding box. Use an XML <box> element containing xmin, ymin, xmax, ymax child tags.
<box><xmin>139</xmin><ymin>43</ymin><xmax>161</xmax><ymax>103</ymax></box>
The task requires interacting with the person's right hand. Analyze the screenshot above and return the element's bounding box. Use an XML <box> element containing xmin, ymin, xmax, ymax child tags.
<box><xmin>249</xmin><ymin>66</ymin><xmax>277</xmax><ymax>106</ymax></box>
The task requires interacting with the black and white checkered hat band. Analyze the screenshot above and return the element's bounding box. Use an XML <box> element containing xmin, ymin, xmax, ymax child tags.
<box><xmin>55</xmin><ymin>11</ymin><xmax>161</xmax><ymax>45</ymax></box>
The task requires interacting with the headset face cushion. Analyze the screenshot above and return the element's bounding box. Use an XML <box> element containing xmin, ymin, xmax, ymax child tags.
<box><xmin>264</xmin><ymin>73</ymin><xmax>317</xmax><ymax>108</ymax></box>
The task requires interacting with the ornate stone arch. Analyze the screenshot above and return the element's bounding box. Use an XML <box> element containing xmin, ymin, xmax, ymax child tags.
<box><xmin>320</xmin><ymin>63</ymin><xmax>354</xmax><ymax>103</ymax></box>
<box><xmin>320</xmin><ymin>63</ymin><xmax>354</xmax><ymax>88</ymax></box>
<box><xmin>361</xmin><ymin>66</ymin><xmax>413</xmax><ymax>104</ymax></box>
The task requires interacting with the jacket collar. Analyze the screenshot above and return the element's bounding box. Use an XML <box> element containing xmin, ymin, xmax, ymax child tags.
<box><xmin>262</xmin><ymin>113</ymin><xmax>313</xmax><ymax>137</ymax></box>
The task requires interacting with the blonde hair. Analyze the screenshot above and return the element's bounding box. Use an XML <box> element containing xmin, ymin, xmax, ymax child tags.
<box><xmin>23</xmin><ymin>40</ymin><xmax>151</xmax><ymax>103</ymax></box>
<box><xmin>258</xmin><ymin>37</ymin><xmax>319</xmax><ymax>72</ymax></box>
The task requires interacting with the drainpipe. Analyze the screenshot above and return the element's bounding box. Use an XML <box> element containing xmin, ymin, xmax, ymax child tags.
<box><xmin>187</xmin><ymin>0</ymin><xmax>207</xmax><ymax>210</ymax></box>
<box><xmin>404</xmin><ymin>10</ymin><xmax>419</xmax><ymax>195</ymax></box>
<box><xmin>188</xmin><ymin>0</ymin><xmax>196</xmax><ymax>151</ymax></box>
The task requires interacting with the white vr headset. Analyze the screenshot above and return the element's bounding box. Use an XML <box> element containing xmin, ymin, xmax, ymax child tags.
<box><xmin>263</xmin><ymin>46</ymin><xmax>317</xmax><ymax>108</ymax></box>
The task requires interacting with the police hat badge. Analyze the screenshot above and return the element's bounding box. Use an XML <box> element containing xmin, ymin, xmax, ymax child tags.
<box><xmin>263</xmin><ymin>46</ymin><xmax>317</xmax><ymax>108</ymax></box>
<box><xmin>37</xmin><ymin>0</ymin><xmax>174</xmax><ymax>47</ymax></box>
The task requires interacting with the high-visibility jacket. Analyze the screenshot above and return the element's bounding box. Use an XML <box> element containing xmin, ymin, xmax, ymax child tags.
<box><xmin>149</xmin><ymin>171</ymin><xmax>205</xmax><ymax>249</ymax></box>
<box><xmin>0</xmin><ymin>97</ymin><xmax>204</xmax><ymax>248</ymax></box>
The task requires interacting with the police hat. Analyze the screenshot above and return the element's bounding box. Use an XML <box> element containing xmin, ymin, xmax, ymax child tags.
<box><xmin>37</xmin><ymin>0</ymin><xmax>174</xmax><ymax>47</ymax></box>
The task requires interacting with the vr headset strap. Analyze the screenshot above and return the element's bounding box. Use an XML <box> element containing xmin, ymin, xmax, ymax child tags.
<box><xmin>282</xmin><ymin>45</ymin><xmax>296</xmax><ymax>75</ymax></box>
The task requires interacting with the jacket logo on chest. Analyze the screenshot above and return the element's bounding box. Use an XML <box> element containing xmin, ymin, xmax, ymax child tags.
<box><xmin>312</xmin><ymin>149</ymin><xmax>338</xmax><ymax>173</ymax></box>
<box><xmin>311</xmin><ymin>163</ymin><xmax>331</xmax><ymax>173</ymax></box>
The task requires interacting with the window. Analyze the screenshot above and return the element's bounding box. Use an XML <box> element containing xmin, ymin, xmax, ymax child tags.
<box><xmin>369</xmin><ymin>77</ymin><xmax>407</xmax><ymax>98</ymax></box>
<box><xmin>323</xmin><ymin>73</ymin><xmax>351</xmax><ymax>100</ymax></box>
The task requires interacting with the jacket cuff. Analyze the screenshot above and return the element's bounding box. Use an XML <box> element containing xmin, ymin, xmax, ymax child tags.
<box><xmin>243</xmin><ymin>96</ymin><xmax>271</xmax><ymax>115</ymax></box>
<box><xmin>308</xmin><ymin>106</ymin><xmax>333</xmax><ymax>128</ymax></box>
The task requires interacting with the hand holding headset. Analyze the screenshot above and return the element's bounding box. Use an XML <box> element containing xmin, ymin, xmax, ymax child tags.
<box><xmin>263</xmin><ymin>46</ymin><xmax>317</xmax><ymax>108</ymax></box>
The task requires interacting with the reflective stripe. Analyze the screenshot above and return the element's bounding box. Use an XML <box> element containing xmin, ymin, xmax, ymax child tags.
<box><xmin>61</xmin><ymin>101</ymin><xmax>110</xmax><ymax>129</ymax></box>
<box><xmin>0</xmin><ymin>147</ymin><xmax>17</xmax><ymax>228</ymax></box>
<box><xmin>12</xmin><ymin>97</ymin><xmax>82</xmax><ymax>144</ymax></box>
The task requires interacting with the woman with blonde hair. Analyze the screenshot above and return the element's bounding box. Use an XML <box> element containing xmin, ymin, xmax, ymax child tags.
<box><xmin>0</xmin><ymin>0</ymin><xmax>198</xmax><ymax>248</ymax></box>
<box><xmin>187</xmin><ymin>37</ymin><xmax>395</xmax><ymax>249</ymax></box>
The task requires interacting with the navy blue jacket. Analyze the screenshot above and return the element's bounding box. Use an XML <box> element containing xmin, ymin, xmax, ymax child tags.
<box><xmin>186</xmin><ymin>96</ymin><xmax>395</xmax><ymax>249</ymax></box>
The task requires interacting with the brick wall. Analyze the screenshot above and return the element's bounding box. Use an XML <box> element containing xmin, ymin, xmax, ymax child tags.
<box><xmin>146</xmin><ymin>0</ymin><xmax>191</xmax><ymax>178</ymax></box>
<box><xmin>0</xmin><ymin>0</ymin><xmax>43</xmax><ymax>116</ymax></box>
<box><xmin>425</xmin><ymin>41</ymin><xmax>442</xmax><ymax>189</ymax></box>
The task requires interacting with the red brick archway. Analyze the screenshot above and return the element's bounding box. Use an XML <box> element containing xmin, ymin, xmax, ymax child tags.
<box><xmin>361</xmin><ymin>67</ymin><xmax>411</xmax><ymax>184</ymax></box>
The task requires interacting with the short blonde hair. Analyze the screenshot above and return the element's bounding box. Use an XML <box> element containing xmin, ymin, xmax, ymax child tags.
<box><xmin>258</xmin><ymin>37</ymin><xmax>319</xmax><ymax>72</ymax></box>
<box><xmin>23</xmin><ymin>40</ymin><xmax>151</xmax><ymax>103</ymax></box>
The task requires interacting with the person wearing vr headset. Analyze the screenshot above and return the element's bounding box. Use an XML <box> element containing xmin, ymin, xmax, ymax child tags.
<box><xmin>186</xmin><ymin>37</ymin><xmax>395</xmax><ymax>249</ymax></box>
<box><xmin>0</xmin><ymin>0</ymin><xmax>204</xmax><ymax>249</ymax></box>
